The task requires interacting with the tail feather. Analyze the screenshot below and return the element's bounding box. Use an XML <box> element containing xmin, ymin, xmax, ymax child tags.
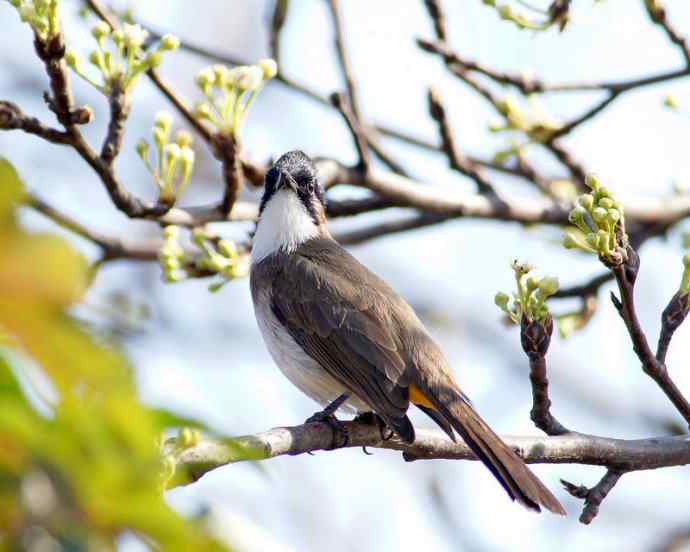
<box><xmin>432</xmin><ymin>392</ymin><xmax>565</xmax><ymax>515</ymax></box>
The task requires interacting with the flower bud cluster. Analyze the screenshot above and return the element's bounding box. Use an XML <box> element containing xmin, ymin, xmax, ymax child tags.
<box><xmin>64</xmin><ymin>22</ymin><xmax>179</xmax><ymax>94</ymax></box>
<box><xmin>494</xmin><ymin>260</ymin><xmax>559</xmax><ymax>324</ymax></box>
<box><xmin>193</xmin><ymin>59</ymin><xmax>278</xmax><ymax>139</ymax></box>
<box><xmin>8</xmin><ymin>0</ymin><xmax>60</xmax><ymax>42</ymax></box>
<box><xmin>191</xmin><ymin>228</ymin><xmax>248</xmax><ymax>292</ymax></box>
<box><xmin>562</xmin><ymin>175</ymin><xmax>628</xmax><ymax>265</ymax></box>
<box><xmin>136</xmin><ymin>112</ymin><xmax>195</xmax><ymax>205</ymax></box>
<box><xmin>159</xmin><ymin>225</ymin><xmax>185</xmax><ymax>283</ymax></box>
<box><xmin>481</xmin><ymin>0</ymin><xmax>551</xmax><ymax>31</ymax></box>
<box><xmin>491</xmin><ymin>95</ymin><xmax>561</xmax><ymax>143</ymax></box>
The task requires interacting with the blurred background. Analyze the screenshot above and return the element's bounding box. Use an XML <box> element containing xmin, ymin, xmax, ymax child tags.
<box><xmin>2</xmin><ymin>1</ymin><xmax>690</xmax><ymax>550</ymax></box>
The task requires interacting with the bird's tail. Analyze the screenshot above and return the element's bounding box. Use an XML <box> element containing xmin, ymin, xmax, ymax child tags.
<box><xmin>430</xmin><ymin>391</ymin><xmax>565</xmax><ymax>515</ymax></box>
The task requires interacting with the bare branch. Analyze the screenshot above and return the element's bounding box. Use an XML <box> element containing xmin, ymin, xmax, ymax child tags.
<box><xmin>644</xmin><ymin>0</ymin><xmax>690</xmax><ymax>67</ymax></box>
<box><xmin>610</xmin><ymin>247</ymin><xmax>690</xmax><ymax>427</ymax></box>
<box><xmin>427</xmin><ymin>87</ymin><xmax>500</xmax><ymax>198</ymax></box>
<box><xmin>330</xmin><ymin>92</ymin><xmax>371</xmax><ymax>173</ymax></box>
<box><xmin>0</xmin><ymin>100</ymin><xmax>70</xmax><ymax>144</ymax></box>
<box><xmin>418</xmin><ymin>38</ymin><xmax>690</xmax><ymax>94</ymax></box>
<box><xmin>167</xmin><ymin>422</ymin><xmax>690</xmax><ymax>487</ymax></box>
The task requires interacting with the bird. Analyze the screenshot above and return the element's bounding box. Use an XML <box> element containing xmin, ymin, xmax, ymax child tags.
<box><xmin>249</xmin><ymin>150</ymin><xmax>565</xmax><ymax>515</ymax></box>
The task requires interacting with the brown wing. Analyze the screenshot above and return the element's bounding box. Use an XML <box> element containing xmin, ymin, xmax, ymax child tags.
<box><xmin>269</xmin><ymin>239</ymin><xmax>416</xmax><ymax>441</ymax></box>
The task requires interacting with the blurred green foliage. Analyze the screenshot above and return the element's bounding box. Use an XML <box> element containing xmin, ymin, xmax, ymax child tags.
<box><xmin>0</xmin><ymin>160</ymin><xmax>227</xmax><ymax>550</ymax></box>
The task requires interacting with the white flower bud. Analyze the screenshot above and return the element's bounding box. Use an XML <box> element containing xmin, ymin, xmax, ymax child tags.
<box><xmin>236</xmin><ymin>65</ymin><xmax>263</xmax><ymax>91</ymax></box>
<box><xmin>154</xmin><ymin>111</ymin><xmax>173</xmax><ymax>133</ymax></box>
<box><xmin>122</xmin><ymin>23</ymin><xmax>148</xmax><ymax>50</ymax></box>
<box><xmin>164</xmin><ymin>143</ymin><xmax>182</xmax><ymax>162</ymax></box>
<box><xmin>257</xmin><ymin>58</ymin><xmax>278</xmax><ymax>80</ymax></box>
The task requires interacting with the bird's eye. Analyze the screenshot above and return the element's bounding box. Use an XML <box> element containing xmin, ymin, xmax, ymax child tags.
<box><xmin>306</xmin><ymin>180</ymin><xmax>315</xmax><ymax>194</ymax></box>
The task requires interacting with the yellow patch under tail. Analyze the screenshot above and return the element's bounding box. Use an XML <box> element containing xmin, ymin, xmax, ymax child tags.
<box><xmin>408</xmin><ymin>384</ymin><xmax>435</xmax><ymax>409</ymax></box>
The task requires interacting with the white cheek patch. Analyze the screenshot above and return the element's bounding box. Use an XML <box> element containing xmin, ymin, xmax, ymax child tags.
<box><xmin>251</xmin><ymin>189</ymin><xmax>319</xmax><ymax>263</ymax></box>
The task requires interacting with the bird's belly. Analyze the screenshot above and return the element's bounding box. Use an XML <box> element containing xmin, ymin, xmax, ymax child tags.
<box><xmin>254</xmin><ymin>298</ymin><xmax>369</xmax><ymax>413</ymax></box>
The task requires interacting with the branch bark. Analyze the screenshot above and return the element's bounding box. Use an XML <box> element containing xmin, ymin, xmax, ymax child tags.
<box><xmin>166</xmin><ymin>422</ymin><xmax>690</xmax><ymax>487</ymax></box>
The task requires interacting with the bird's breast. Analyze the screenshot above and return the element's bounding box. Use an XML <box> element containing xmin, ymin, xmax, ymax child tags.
<box><xmin>252</xmin><ymin>287</ymin><xmax>369</xmax><ymax>413</ymax></box>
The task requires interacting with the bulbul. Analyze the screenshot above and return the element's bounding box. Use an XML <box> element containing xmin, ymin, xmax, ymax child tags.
<box><xmin>250</xmin><ymin>150</ymin><xmax>565</xmax><ymax>515</ymax></box>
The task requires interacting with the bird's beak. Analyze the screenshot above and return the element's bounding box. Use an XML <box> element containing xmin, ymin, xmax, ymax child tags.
<box><xmin>275</xmin><ymin>170</ymin><xmax>297</xmax><ymax>192</ymax></box>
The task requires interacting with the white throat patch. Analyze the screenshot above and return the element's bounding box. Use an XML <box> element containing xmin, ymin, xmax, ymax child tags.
<box><xmin>251</xmin><ymin>189</ymin><xmax>319</xmax><ymax>263</ymax></box>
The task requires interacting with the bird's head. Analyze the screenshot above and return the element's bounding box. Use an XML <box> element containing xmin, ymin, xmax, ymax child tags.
<box><xmin>259</xmin><ymin>150</ymin><xmax>325</xmax><ymax>219</ymax></box>
<box><xmin>252</xmin><ymin>150</ymin><xmax>327</xmax><ymax>262</ymax></box>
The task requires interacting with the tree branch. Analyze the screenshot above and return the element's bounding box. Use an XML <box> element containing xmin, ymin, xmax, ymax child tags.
<box><xmin>610</xmin><ymin>247</ymin><xmax>690</xmax><ymax>427</ymax></box>
<box><xmin>166</xmin><ymin>422</ymin><xmax>690</xmax><ymax>487</ymax></box>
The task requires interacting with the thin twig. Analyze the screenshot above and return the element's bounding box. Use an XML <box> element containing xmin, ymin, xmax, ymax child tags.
<box><xmin>562</xmin><ymin>469</ymin><xmax>625</xmax><ymax>524</ymax></box>
<box><xmin>656</xmin><ymin>292</ymin><xmax>690</xmax><ymax>365</ymax></box>
<box><xmin>644</xmin><ymin>0</ymin><xmax>690</xmax><ymax>67</ymax></box>
<box><xmin>547</xmin><ymin>93</ymin><xmax>619</xmax><ymax>141</ymax></box>
<box><xmin>610</xmin><ymin>248</ymin><xmax>690</xmax><ymax>427</ymax></box>
<box><xmin>330</xmin><ymin>92</ymin><xmax>371</xmax><ymax>173</ymax></box>
<box><xmin>520</xmin><ymin>314</ymin><xmax>569</xmax><ymax>435</ymax></box>
<box><xmin>427</xmin><ymin>87</ymin><xmax>500</xmax><ymax>198</ymax></box>
<box><xmin>417</xmin><ymin>38</ymin><xmax>690</xmax><ymax>94</ymax></box>
<box><xmin>0</xmin><ymin>100</ymin><xmax>71</xmax><ymax>144</ymax></box>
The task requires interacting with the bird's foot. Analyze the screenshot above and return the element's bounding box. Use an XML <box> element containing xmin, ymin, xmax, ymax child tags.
<box><xmin>305</xmin><ymin>409</ymin><xmax>349</xmax><ymax>450</ymax></box>
<box><xmin>353</xmin><ymin>411</ymin><xmax>394</xmax><ymax>441</ymax></box>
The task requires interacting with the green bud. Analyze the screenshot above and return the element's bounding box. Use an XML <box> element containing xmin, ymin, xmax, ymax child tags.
<box><xmin>526</xmin><ymin>275</ymin><xmax>539</xmax><ymax>292</ymax></box>
<box><xmin>174</xmin><ymin>130</ymin><xmax>193</xmax><ymax>148</ymax></box>
<box><xmin>146</xmin><ymin>51</ymin><xmax>162</xmax><ymax>68</ymax></box>
<box><xmin>153</xmin><ymin>128</ymin><xmax>167</xmax><ymax>148</ymax></box>
<box><xmin>498</xmin><ymin>5</ymin><xmax>513</xmax><ymax>19</ymax></box>
<box><xmin>562</xmin><ymin>233</ymin><xmax>579</xmax><ymax>250</ymax></box>
<box><xmin>607</xmin><ymin>209</ymin><xmax>620</xmax><ymax>224</ymax></box>
<box><xmin>585</xmin><ymin>233</ymin><xmax>600</xmax><ymax>250</ymax></box>
<box><xmin>494</xmin><ymin>291</ymin><xmax>510</xmax><ymax>310</ymax></box>
<box><xmin>218</xmin><ymin>239</ymin><xmax>238</xmax><ymax>258</ymax></box>
<box><xmin>88</xmin><ymin>50</ymin><xmax>101</xmax><ymax>66</ymax></box>
<box><xmin>538</xmin><ymin>276</ymin><xmax>559</xmax><ymax>297</ymax></box>
<box><xmin>64</xmin><ymin>48</ymin><xmax>80</xmax><ymax>69</ymax></box>
<box><xmin>191</xmin><ymin>227</ymin><xmax>207</xmax><ymax>245</ymax></box>
<box><xmin>195</xmin><ymin>68</ymin><xmax>214</xmax><ymax>91</ymax></box>
<box><xmin>597</xmin><ymin>229</ymin><xmax>610</xmax><ymax>254</ymax></box>
<box><xmin>578</xmin><ymin>193</ymin><xmax>594</xmax><ymax>211</ymax></box>
<box><xmin>111</xmin><ymin>29</ymin><xmax>125</xmax><ymax>48</ymax></box>
<box><xmin>592</xmin><ymin>207</ymin><xmax>608</xmax><ymax>224</ymax></box>
<box><xmin>159</xmin><ymin>34</ymin><xmax>180</xmax><ymax>52</ymax></box>
<box><xmin>164</xmin><ymin>271</ymin><xmax>183</xmax><ymax>283</ymax></box>
<box><xmin>598</xmin><ymin>186</ymin><xmax>611</xmax><ymax>198</ymax></box>
<box><xmin>598</xmin><ymin>198</ymin><xmax>614</xmax><ymax>209</ymax></box>
<box><xmin>163</xmin><ymin>256</ymin><xmax>181</xmax><ymax>270</ymax></box>
<box><xmin>163</xmin><ymin>225</ymin><xmax>179</xmax><ymax>240</ymax></box>
<box><xmin>208</xmin><ymin>281</ymin><xmax>226</xmax><ymax>293</ymax></box>
<box><xmin>212</xmin><ymin>64</ymin><xmax>228</xmax><ymax>86</ymax></box>
<box><xmin>92</xmin><ymin>21</ymin><xmax>110</xmax><ymax>41</ymax></box>
<box><xmin>568</xmin><ymin>206</ymin><xmax>587</xmax><ymax>226</ymax></box>
<box><xmin>194</xmin><ymin>102</ymin><xmax>212</xmax><ymax>120</ymax></box>
<box><xmin>585</xmin><ymin>174</ymin><xmax>600</xmax><ymax>190</ymax></box>
<box><xmin>135</xmin><ymin>139</ymin><xmax>149</xmax><ymax>160</ymax></box>
<box><xmin>664</xmin><ymin>95</ymin><xmax>678</xmax><ymax>109</ymax></box>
